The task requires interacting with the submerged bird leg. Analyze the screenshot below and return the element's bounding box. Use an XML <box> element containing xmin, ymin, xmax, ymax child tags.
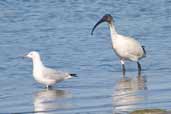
<box><xmin>120</xmin><ymin>60</ymin><xmax>126</xmax><ymax>76</ymax></box>
<box><xmin>137</xmin><ymin>62</ymin><xmax>141</xmax><ymax>75</ymax></box>
<box><xmin>122</xmin><ymin>64</ymin><xmax>126</xmax><ymax>76</ymax></box>
<box><xmin>45</xmin><ymin>85</ymin><xmax>52</xmax><ymax>90</ymax></box>
<box><xmin>46</xmin><ymin>85</ymin><xmax>49</xmax><ymax>89</ymax></box>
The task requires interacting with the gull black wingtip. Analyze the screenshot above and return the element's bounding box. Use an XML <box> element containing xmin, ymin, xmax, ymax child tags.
<box><xmin>70</xmin><ymin>73</ymin><xmax>78</xmax><ymax>77</ymax></box>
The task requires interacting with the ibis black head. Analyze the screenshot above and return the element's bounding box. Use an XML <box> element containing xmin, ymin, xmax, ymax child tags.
<box><xmin>91</xmin><ymin>14</ymin><xmax>113</xmax><ymax>35</ymax></box>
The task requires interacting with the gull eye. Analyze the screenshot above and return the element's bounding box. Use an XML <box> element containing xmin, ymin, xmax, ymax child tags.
<box><xmin>30</xmin><ymin>53</ymin><xmax>33</xmax><ymax>56</ymax></box>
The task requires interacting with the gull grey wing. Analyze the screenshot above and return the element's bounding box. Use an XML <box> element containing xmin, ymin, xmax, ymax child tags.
<box><xmin>42</xmin><ymin>68</ymin><xmax>69</xmax><ymax>81</ymax></box>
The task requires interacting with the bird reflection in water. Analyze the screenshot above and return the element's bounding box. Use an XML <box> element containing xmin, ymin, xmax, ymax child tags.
<box><xmin>113</xmin><ymin>74</ymin><xmax>147</xmax><ymax>114</ymax></box>
<box><xmin>34</xmin><ymin>88</ymin><xmax>72</xmax><ymax>114</ymax></box>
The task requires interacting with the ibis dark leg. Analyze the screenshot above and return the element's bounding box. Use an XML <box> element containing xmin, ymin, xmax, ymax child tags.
<box><xmin>137</xmin><ymin>62</ymin><xmax>141</xmax><ymax>75</ymax></box>
<box><xmin>122</xmin><ymin>64</ymin><xmax>126</xmax><ymax>76</ymax></box>
<box><xmin>120</xmin><ymin>60</ymin><xmax>126</xmax><ymax>76</ymax></box>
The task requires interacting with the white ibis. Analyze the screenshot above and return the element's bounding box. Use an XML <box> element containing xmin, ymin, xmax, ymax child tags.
<box><xmin>91</xmin><ymin>14</ymin><xmax>146</xmax><ymax>75</ymax></box>
<box><xmin>24</xmin><ymin>51</ymin><xmax>77</xmax><ymax>88</ymax></box>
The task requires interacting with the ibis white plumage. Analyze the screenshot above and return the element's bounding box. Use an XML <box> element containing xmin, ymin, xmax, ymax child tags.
<box><xmin>91</xmin><ymin>14</ymin><xmax>146</xmax><ymax>75</ymax></box>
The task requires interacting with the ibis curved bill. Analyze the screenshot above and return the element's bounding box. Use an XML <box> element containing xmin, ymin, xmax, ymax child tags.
<box><xmin>91</xmin><ymin>14</ymin><xmax>146</xmax><ymax>75</ymax></box>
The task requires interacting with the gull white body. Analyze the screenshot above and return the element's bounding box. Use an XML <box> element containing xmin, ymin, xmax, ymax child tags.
<box><xmin>25</xmin><ymin>51</ymin><xmax>76</xmax><ymax>88</ymax></box>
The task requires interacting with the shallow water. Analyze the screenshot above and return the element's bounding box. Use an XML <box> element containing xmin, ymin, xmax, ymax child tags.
<box><xmin>0</xmin><ymin>0</ymin><xmax>170</xmax><ymax>114</ymax></box>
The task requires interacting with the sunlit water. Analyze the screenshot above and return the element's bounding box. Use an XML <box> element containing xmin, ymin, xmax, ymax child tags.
<box><xmin>0</xmin><ymin>0</ymin><xmax>170</xmax><ymax>114</ymax></box>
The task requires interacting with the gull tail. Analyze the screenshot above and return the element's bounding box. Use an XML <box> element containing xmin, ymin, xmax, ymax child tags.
<box><xmin>70</xmin><ymin>73</ymin><xmax>78</xmax><ymax>77</ymax></box>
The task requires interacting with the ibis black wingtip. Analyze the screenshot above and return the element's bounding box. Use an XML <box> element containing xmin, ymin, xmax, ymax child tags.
<box><xmin>142</xmin><ymin>45</ymin><xmax>146</xmax><ymax>57</ymax></box>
